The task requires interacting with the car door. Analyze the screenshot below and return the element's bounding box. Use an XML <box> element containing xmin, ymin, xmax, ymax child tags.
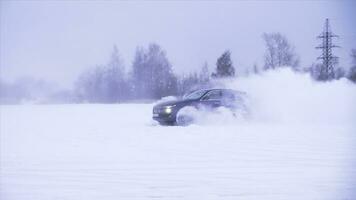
<box><xmin>221</xmin><ymin>90</ymin><xmax>237</xmax><ymax>108</ymax></box>
<box><xmin>199</xmin><ymin>90</ymin><xmax>223</xmax><ymax>109</ymax></box>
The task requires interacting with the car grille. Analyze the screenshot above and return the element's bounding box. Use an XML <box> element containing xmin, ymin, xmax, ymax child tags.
<box><xmin>153</xmin><ymin>107</ymin><xmax>165</xmax><ymax>114</ymax></box>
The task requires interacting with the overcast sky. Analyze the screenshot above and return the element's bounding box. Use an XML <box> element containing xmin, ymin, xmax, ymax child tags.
<box><xmin>1</xmin><ymin>1</ymin><xmax>355</xmax><ymax>88</ymax></box>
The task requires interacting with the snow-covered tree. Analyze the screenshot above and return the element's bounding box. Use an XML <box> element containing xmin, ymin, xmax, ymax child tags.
<box><xmin>105</xmin><ymin>45</ymin><xmax>126</xmax><ymax>102</ymax></box>
<box><xmin>130</xmin><ymin>47</ymin><xmax>147</xmax><ymax>99</ymax></box>
<box><xmin>334</xmin><ymin>67</ymin><xmax>346</xmax><ymax>80</ymax></box>
<box><xmin>147</xmin><ymin>43</ymin><xmax>177</xmax><ymax>98</ymax></box>
<box><xmin>177</xmin><ymin>73</ymin><xmax>200</xmax><ymax>96</ymax></box>
<box><xmin>176</xmin><ymin>63</ymin><xmax>211</xmax><ymax>96</ymax></box>
<box><xmin>75</xmin><ymin>66</ymin><xmax>104</xmax><ymax>102</ymax></box>
<box><xmin>348</xmin><ymin>49</ymin><xmax>356</xmax><ymax>83</ymax></box>
<box><xmin>212</xmin><ymin>50</ymin><xmax>235</xmax><ymax>78</ymax></box>
<box><xmin>263</xmin><ymin>33</ymin><xmax>299</xmax><ymax>71</ymax></box>
<box><xmin>75</xmin><ymin>45</ymin><xmax>126</xmax><ymax>103</ymax></box>
<box><xmin>0</xmin><ymin>77</ymin><xmax>57</xmax><ymax>104</ymax></box>
<box><xmin>245</xmin><ymin>68</ymin><xmax>251</xmax><ymax>77</ymax></box>
<box><xmin>199</xmin><ymin>62</ymin><xmax>210</xmax><ymax>85</ymax></box>
<box><xmin>310</xmin><ymin>63</ymin><xmax>323</xmax><ymax>80</ymax></box>
<box><xmin>253</xmin><ymin>63</ymin><xmax>259</xmax><ymax>74</ymax></box>
<box><xmin>131</xmin><ymin>43</ymin><xmax>177</xmax><ymax>99</ymax></box>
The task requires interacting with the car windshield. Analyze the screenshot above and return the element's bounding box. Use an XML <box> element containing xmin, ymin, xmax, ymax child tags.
<box><xmin>183</xmin><ymin>90</ymin><xmax>208</xmax><ymax>100</ymax></box>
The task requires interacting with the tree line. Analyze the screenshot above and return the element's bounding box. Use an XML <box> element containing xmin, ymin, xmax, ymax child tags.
<box><xmin>1</xmin><ymin>33</ymin><xmax>355</xmax><ymax>104</ymax></box>
<box><xmin>74</xmin><ymin>43</ymin><xmax>233</xmax><ymax>103</ymax></box>
<box><xmin>73</xmin><ymin>32</ymin><xmax>356</xmax><ymax>103</ymax></box>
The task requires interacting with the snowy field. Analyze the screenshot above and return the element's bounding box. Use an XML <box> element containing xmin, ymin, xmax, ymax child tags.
<box><xmin>1</xmin><ymin>70</ymin><xmax>356</xmax><ymax>200</ymax></box>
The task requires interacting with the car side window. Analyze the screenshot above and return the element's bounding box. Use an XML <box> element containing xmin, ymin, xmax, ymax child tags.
<box><xmin>222</xmin><ymin>91</ymin><xmax>235</xmax><ymax>101</ymax></box>
<box><xmin>202</xmin><ymin>90</ymin><xmax>222</xmax><ymax>100</ymax></box>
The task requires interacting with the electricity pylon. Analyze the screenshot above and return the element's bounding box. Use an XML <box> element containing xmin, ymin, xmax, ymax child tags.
<box><xmin>316</xmin><ymin>18</ymin><xmax>339</xmax><ymax>81</ymax></box>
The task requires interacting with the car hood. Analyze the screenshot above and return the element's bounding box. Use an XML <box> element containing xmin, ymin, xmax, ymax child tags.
<box><xmin>154</xmin><ymin>99</ymin><xmax>195</xmax><ymax>108</ymax></box>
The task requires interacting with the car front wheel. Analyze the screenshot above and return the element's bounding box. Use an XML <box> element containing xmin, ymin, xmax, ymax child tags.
<box><xmin>175</xmin><ymin>106</ymin><xmax>197</xmax><ymax>126</ymax></box>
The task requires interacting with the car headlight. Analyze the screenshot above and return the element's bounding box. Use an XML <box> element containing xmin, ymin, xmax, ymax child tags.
<box><xmin>164</xmin><ymin>105</ymin><xmax>176</xmax><ymax>114</ymax></box>
<box><xmin>165</xmin><ymin>107</ymin><xmax>172</xmax><ymax>114</ymax></box>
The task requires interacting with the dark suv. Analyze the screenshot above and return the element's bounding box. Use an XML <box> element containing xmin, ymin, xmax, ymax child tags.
<box><xmin>152</xmin><ymin>89</ymin><xmax>247</xmax><ymax>125</ymax></box>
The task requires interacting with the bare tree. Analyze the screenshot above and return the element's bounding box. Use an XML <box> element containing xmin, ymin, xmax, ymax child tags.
<box><xmin>263</xmin><ymin>33</ymin><xmax>300</xmax><ymax>71</ymax></box>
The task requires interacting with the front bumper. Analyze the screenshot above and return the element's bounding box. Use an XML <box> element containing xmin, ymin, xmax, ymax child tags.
<box><xmin>152</xmin><ymin>106</ymin><xmax>177</xmax><ymax>123</ymax></box>
<box><xmin>152</xmin><ymin>113</ymin><xmax>176</xmax><ymax>123</ymax></box>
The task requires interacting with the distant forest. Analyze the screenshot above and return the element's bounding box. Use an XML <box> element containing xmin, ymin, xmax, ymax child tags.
<box><xmin>1</xmin><ymin>32</ymin><xmax>356</xmax><ymax>104</ymax></box>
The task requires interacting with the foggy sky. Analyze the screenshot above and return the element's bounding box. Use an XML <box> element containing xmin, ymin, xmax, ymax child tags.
<box><xmin>1</xmin><ymin>1</ymin><xmax>355</xmax><ymax>88</ymax></box>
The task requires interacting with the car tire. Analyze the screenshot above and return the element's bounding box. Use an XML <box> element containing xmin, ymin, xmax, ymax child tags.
<box><xmin>176</xmin><ymin>106</ymin><xmax>197</xmax><ymax>126</ymax></box>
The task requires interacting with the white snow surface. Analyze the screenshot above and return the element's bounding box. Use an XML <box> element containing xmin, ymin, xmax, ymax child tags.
<box><xmin>1</xmin><ymin>69</ymin><xmax>356</xmax><ymax>200</ymax></box>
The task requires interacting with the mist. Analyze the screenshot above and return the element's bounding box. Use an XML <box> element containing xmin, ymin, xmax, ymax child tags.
<box><xmin>1</xmin><ymin>2</ymin><xmax>356</xmax><ymax>199</ymax></box>
<box><xmin>1</xmin><ymin>1</ymin><xmax>356</xmax><ymax>89</ymax></box>
<box><xmin>154</xmin><ymin>68</ymin><xmax>356</xmax><ymax>127</ymax></box>
<box><xmin>227</xmin><ymin>68</ymin><xmax>356</xmax><ymax>125</ymax></box>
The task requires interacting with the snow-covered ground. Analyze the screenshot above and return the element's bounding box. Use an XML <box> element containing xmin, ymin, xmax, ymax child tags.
<box><xmin>1</xmin><ymin>70</ymin><xmax>356</xmax><ymax>200</ymax></box>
